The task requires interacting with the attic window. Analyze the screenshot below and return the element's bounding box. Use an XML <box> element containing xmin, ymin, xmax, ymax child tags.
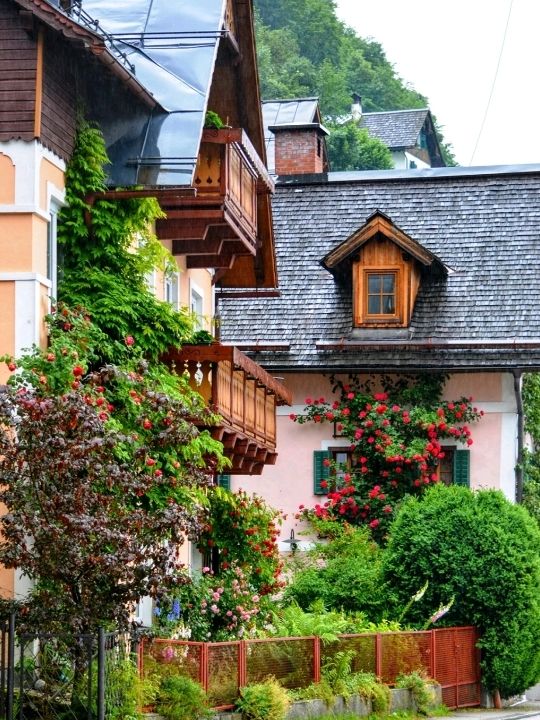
<box><xmin>367</xmin><ymin>272</ymin><xmax>396</xmax><ymax>315</ymax></box>
<box><xmin>354</xmin><ymin>264</ymin><xmax>403</xmax><ymax>326</ymax></box>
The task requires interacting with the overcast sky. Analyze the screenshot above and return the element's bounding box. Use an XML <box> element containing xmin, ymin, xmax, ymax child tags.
<box><xmin>334</xmin><ymin>0</ymin><xmax>540</xmax><ymax>167</ymax></box>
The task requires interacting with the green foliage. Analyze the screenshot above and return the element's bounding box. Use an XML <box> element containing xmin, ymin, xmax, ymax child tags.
<box><xmin>236</xmin><ymin>677</ymin><xmax>291</xmax><ymax>720</ymax></box>
<box><xmin>293</xmin><ymin>650</ymin><xmax>390</xmax><ymax>712</ymax></box>
<box><xmin>326</xmin><ymin>122</ymin><xmax>393</xmax><ymax>171</ymax></box>
<box><xmin>156</xmin><ymin>675</ymin><xmax>210</xmax><ymax>720</ymax></box>
<box><xmin>204</xmin><ymin>111</ymin><xmax>225</xmax><ymax>129</ymax></box>
<box><xmin>523</xmin><ymin>449</ymin><xmax>540</xmax><ymax>526</ymax></box>
<box><xmin>57</xmin><ymin>121</ymin><xmax>194</xmax><ymax>362</ymax></box>
<box><xmin>106</xmin><ymin>659</ymin><xmax>147</xmax><ymax>720</ymax></box>
<box><xmin>523</xmin><ymin>373</ymin><xmax>540</xmax><ymax>524</ymax></box>
<box><xmin>267</xmin><ymin>600</ymin><xmax>400</xmax><ymax>642</ymax></box>
<box><xmin>284</xmin><ymin>524</ymin><xmax>386</xmax><ymax>618</ymax></box>
<box><xmin>154</xmin><ymin>488</ymin><xmax>283</xmax><ymax>641</ymax></box>
<box><xmin>524</xmin><ymin>373</ymin><xmax>540</xmax><ymax>443</ymax></box>
<box><xmin>383</xmin><ymin>484</ymin><xmax>540</xmax><ymax>696</ymax></box>
<box><xmin>254</xmin><ymin>0</ymin><xmax>427</xmax><ymax>118</ymax></box>
<box><xmin>395</xmin><ymin>672</ymin><xmax>437</xmax><ymax>716</ymax></box>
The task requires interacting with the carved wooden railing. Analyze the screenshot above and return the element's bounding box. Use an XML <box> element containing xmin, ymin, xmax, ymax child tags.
<box><xmin>166</xmin><ymin>343</ymin><xmax>290</xmax><ymax>474</ymax></box>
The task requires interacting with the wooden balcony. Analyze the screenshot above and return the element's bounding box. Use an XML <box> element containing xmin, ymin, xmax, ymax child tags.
<box><xmin>156</xmin><ymin>129</ymin><xmax>275</xmax><ymax>273</ymax></box>
<box><xmin>165</xmin><ymin>343</ymin><xmax>291</xmax><ymax>475</ymax></box>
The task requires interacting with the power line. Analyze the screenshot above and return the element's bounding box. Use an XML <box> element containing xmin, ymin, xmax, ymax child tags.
<box><xmin>469</xmin><ymin>0</ymin><xmax>514</xmax><ymax>165</ymax></box>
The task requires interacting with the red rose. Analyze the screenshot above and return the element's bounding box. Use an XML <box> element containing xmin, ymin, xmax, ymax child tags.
<box><xmin>72</xmin><ymin>365</ymin><xmax>84</xmax><ymax>377</ymax></box>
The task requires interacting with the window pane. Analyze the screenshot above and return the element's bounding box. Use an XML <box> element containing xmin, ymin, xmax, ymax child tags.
<box><xmin>368</xmin><ymin>295</ymin><xmax>380</xmax><ymax>314</ymax></box>
<box><xmin>382</xmin><ymin>295</ymin><xmax>395</xmax><ymax>313</ymax></box>
<box><xmin>368</xmin><ymin>275</ymin><xmax>381</xmax><ymax>293</ymax></box>
<box><xmin>382</xmin><ymin>274</ymin><xmax>395</xmax><ymax>293</ymax></box>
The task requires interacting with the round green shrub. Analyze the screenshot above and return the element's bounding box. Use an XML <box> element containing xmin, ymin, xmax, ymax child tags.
<box><xmin>156</xmin><ymin>675</ymin><xmax>210</xmax><ymax>720</ymax></box>
<box><xmin>383</xmin><ymin>484</ymin><xmax>540</xmax><ymax>697</ymax></box>
<box><xmin>236</xmin><ymin>677</ymin><xmax>291</xmax><ymax>720</ymax></box>
<box><xmin>285</xmin><ymin>525</ymin><xmax>385</xmax><ymax>618</ymax></box>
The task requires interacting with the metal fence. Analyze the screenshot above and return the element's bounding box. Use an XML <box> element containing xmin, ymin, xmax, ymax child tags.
<box><xmin>141</xmin><ymin>625</ymin><xmax>481</xmax><ymax>710</ymax></box>
<box><xmin>0</xmin><ymin>613</ymin><xmax>138</xmax><ymax>720</ymax></box>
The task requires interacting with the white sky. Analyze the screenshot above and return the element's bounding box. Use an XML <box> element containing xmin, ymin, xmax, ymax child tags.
<box><xmin>334</xmin><ymin>0</ymin><xmax>540</xmax><ymax>167</ymax></box>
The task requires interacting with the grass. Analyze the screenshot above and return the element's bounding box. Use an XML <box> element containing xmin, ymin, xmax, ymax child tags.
<box><xmin>308</xmin><ymin>711</ymin><xmax>451</xmax><ymax>720</ymax></box>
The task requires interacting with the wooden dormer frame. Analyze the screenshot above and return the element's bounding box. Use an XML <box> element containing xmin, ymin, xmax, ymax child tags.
<box><xmin>321</xmin><ymin>211</ymin><xmax>448</xmax><ymax>329</ymax></box>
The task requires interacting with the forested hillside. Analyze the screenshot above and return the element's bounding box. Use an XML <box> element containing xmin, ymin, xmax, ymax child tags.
<box><xmin>254</xmin><ymin>0</ymin><xmax>456</xmax><ymax>166</ymax></box>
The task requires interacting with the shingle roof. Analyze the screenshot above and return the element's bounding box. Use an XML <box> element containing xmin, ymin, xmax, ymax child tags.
<box><xmin>262</xmin><ymin>98</ymin><xmax>320</xmax><ymax>173</ymax></box>
<box><xmin>219</xmin><ymin>165</ymin><xmax>540</xmax><ymax>371</ymax></box>
<box><xmin>360</xmin><ymin>109</ymin><xmax>429</xmax><ymax>149</ymax></box>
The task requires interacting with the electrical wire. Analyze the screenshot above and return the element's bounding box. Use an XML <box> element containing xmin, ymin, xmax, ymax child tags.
<box><xmin>469</xmin><ymin>0</ymin><xmax>514</xmax><ymax>165</ymax></box>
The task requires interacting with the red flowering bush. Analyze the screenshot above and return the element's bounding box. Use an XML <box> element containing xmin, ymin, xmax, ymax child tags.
<box><xmin>293</xmin><ymin>376</ymin><xmax>483</xmax><ymax>541</ymax></box>
<box><xmin>154</xmin><ymin>489</ymin><xmax>285</xmax><ymax>641</ymax></box>
<box><xmin>198</xmin><ymin>488</ymin><xmax>285</xmax><ymax>598</ymax></box>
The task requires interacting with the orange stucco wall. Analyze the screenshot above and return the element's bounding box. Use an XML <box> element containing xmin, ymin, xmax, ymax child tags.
<box><xmin>39</xmin><ymin>157</ymin><xmax>64</xmax><ymax>211</ymax></box>
<box><xmin>0</xmin><ymin>153</ymin><xmax>15</xmax><ymax>204</ymax></box>
<box><xmin>0</xmin><ymin>214</ymin><xmax>48</xmax><ymax>274</ymax></box>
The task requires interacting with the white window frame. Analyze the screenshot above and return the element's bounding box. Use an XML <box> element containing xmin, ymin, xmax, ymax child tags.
<box><xmin>46</xmin><ymin>194</ymin><xmax>64</xmax><ymax>306</ymax></box>
<box><xmin>190</xmin><ymin>280</ymin><xmax>205</xmax><ymax>328</ymax></box>
<box><xmin>164</xmin><ymin>271</ymin><xmax>180</xmax><ymax>310</ymax></box>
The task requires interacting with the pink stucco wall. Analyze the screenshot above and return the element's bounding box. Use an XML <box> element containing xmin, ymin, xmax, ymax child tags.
<box><xmin>231</xmin><ymin>371</ymin><xmax>517</xmax><ymax>544</ymax></box>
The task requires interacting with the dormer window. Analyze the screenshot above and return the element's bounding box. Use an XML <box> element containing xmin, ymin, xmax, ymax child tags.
<box><xmin>367</xmin><ymin>271</ymin><xmax>396</xmax><ymax>315</ymax></box>
<box><xmin>354</xmin><ymin>257</ymin><xmax>404</xmax><ymax>326</ymax></box>
<box><xmin>321</xmin><ymin>211</ymin><xmax>448</xmax><ymax>330</ymax></box>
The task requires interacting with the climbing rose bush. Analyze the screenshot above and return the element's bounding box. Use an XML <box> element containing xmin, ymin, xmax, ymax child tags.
<box><xmin>292</xmin><ymin>378</ymin><xmax>483</xmax><ymax>541</ymax></box>
<box><xmin>155</xmin><ymin>563</ymin><xmax>268</xmax><ymax>641</ymax></box>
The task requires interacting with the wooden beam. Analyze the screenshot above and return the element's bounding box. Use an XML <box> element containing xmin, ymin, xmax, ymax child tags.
<box><xmin>33</xmin><ymin>27</ymin><xmax>44</xmax><ymax>138</ymax></box>
<box><xmin>187</xmin><ymin>254</ymin><xmax>236</xmax><ymax>269</ymax></box>
<box><xmin>158</xmin><ymin>219</ymin><xmax>209</xmax><ymax>241</ymax></box>
<box><xmin>172</xmin><ymin>238</ymin><xmax>224</xmax><ymax>255</ymax></box>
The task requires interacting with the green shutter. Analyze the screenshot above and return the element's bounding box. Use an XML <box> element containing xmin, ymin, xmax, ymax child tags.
<box><xmin>217</xmin><ymin>474</ymin><xmax>231</xmax><ymax>491</ymax></box>
<box><xmin>314</xmin><ymin>450</ymin><xmax>332</xmax><ymax>495</ymax></box>
<box><xmin>453</xmin><ymin>449</ymin><xmax>470</xmax><ymax>487</ymax></box>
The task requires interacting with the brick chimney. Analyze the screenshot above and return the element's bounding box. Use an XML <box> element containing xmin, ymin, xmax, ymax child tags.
<box><xmin>269</xmin><ymin>123</ymin><xmax>329</xmax><ymax>176</ymax></box>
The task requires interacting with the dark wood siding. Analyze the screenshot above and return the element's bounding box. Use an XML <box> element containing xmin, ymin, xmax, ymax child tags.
<box><xmin>41</xmin><ymin>29</ymin><xmax>77</xmax><ymax>160</ymax></box>
<box><xmin>0</xmin><ymin>0</ymin><xmax>37</xmax><ymax>142</ymax></box>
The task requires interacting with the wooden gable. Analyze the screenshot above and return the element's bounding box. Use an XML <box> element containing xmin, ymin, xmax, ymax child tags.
<box><xmin>322</xmin><ymin>211</ymin><xmax>448</xmax><ymax>329</ymax></box>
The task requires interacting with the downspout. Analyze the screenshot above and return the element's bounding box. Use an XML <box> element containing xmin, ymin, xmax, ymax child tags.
<box><xmin>513</xmin><ymin>369</ymin><xmax>524</xmax><ymax>503</ymax></box>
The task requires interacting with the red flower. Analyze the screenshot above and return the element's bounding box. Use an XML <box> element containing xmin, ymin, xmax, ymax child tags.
<box><xmin>320</xmin><ymin>480</ymin><xmax>328</xmax><ymax>488</ymax></box>
<box><xmin>124</xmin><ymin>336</ymin><xmax>135</xmax><ymax>346</ymax></box>
<box><xmin>72</xmin><ymin>365</ymin><xmax>84</xmax><ymax>377</ymax></box>
<box><xmin>369</xmin><ymin>519</ymin><xmax>380</xmax><ymax>528</ymax></box>
<box><xmin>374</xmin><ymin>393</ymin><xmax>388</xmax><ymax>401</ymax></box>
<box><xmin>289</xmin><ymin>413</ymin><xmax>297</xmax><ymax>421</ymax></box>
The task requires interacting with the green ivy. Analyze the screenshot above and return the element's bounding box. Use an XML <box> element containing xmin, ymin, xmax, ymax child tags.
<box><xmin>57</xmin><ymin>121</ymin><xmax>193</xmax><ymax>362</ymax></box>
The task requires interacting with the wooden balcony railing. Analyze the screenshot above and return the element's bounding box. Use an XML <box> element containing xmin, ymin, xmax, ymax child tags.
<box><xmin>165</xmin><ymin>343</ymin><xmax>291</xmax><ymax>475</ymax></box>
<box><xmin>156</xmin><ymin>129</ymin><xmax>274</xmax><ymax>272</ymax></box>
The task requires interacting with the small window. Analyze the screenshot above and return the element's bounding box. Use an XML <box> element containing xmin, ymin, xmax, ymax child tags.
<box><xmin>47</xmin><ymin>204</ymin><xmax>60</xmax><ymax>304</ymax></box>
<box><xmin>164</xmin><ymin>272</ymin><xmax>179</xmax><ymax>310</ymax></box>
<box><xmin>367</xmin><ymin>272</ymin><xmax>396</xmax><ymax>315</ymax></box>
<box><xmin>190</xmin><ymin>284</ymin><xmax>204</xmax><ymax>328</ymax></box>
<box><xmin>438</xmin><ymin>446</ymin><xmax>470</xmax><ymax>487</ymax></box>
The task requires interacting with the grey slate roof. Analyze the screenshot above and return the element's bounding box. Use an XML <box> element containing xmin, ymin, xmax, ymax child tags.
<box><xmin>68</xmin><ymin>0</ymin><xmax>226</xmax><ymax>186</ymax></box>
<box><xmin>219</xmin><ymin>165</ymin><xmax>540</xmax><ymax>371</ymax></box>
<box><xmin>360</xmin><ymin>109</ymin><xmax>428</xmax><ymax>150</ymax></box>
<box><xmin>262</xmin><ymin>98</ymin><xmax>320</xmax><ymax>174</ymax></box>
